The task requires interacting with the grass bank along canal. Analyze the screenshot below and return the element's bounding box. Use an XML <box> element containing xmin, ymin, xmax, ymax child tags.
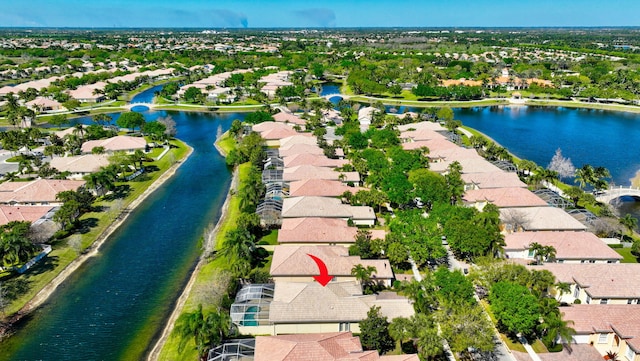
<box><xmin>0</xmin><ymin>110</ymin><xmax>244</xmax><ymax>361</ymax></box>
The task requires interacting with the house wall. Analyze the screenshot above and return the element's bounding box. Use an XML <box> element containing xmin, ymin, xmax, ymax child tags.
<box><xmin>265</xmin><ymin>139</ymin><xmax>280</xmax><ymax>147</ymax></box>
<box><xmin>274</xmin><ymin>322</ymin><xmax>360</xmax><ymax>335</ymax></box>
<box><xmin>563</xmin><ymin>284</ymin><xmax>639</xmax><ymax>305</ymax></box>
<box><xmin>584</xmin><ymin>332</ymin><xmax>640</xmax><ymax>361</ymax></box>
<box><xmin>352</xmin><ymin>219</ymin><xmax>375</xmax><ymax>227</ymax></box>
<box><xmin>236</xmin><ymin>324</ymin><xmax>275</xmax><ymax>336</ymax></box>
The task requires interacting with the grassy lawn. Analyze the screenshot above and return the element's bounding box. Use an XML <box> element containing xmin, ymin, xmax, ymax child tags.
<box><xmin>0</xmin><ymin>140</ymin><xmax>189</xmax><ymax>317</ymax></box>
<box><xmin>258</xmin><ymin>229</ymin><xmax>278</xmax><ymax>245</ymax></box>
<box><xmin>616</xmin><ymin>248</ymin><xmax>639</xmax><ymax>263</ymax></box>
<box><xmin>216</xmin><ymin>132</ymin><xmax>235</xmax><ymax>156</ymax></box>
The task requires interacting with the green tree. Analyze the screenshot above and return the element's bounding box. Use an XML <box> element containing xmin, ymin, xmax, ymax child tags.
<box><xmin>351</xmin><ymin>263</ymin><xmax>377</xmax><ymax>289</ymax></box>
<box><xmin>116</xmin><ymin>111</ymin><xmax>146</xmax><ymax>132</ymax></box>
<box><xmin>619</xmin><ymin>214</ymin><xmax>638</xmax><ymax>239</ymax></box>
<box><xmin>174</xmin><ymin>304</ymin><xmax>231</xmax><ymax>358</ymax></box>
<box><xmin>359</xmin><ymin>306</ymin><xmax>395</xmax><ymax>354</ymax></box>
<box><xmin>490</xmin><ymin>281</ymin><xmax>541</xmax><ymax>338</ymax></box>
<box><xmin>436</xmin><ymin>106</ymin><xmax>454</xmax><ymax>121</ymax></box>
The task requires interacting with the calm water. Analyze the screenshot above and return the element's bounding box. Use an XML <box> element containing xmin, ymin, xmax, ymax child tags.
<box><xmin>454</xmin><ymin>105</ymin><xmax>640</xmax><ymax>220</ymax></box>
<box><xmin>0</xmin><ymin>109</ymin><xmax>244</xmax><ymax>360</ymax></box>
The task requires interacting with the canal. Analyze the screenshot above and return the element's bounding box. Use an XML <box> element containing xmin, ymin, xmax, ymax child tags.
<box><xmin>0</xmin><ymin>108</ymin><xmax>244</xmax><ymax>360</ymax></box>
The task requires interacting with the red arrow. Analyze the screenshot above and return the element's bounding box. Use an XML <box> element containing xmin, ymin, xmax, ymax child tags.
<box><xmin>307</xmin><ymin>254</ymin><xmax>333</xmax><ymax>287</ymax></box>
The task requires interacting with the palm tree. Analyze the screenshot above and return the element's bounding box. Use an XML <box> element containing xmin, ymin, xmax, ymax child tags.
<box><xmin>174</xmin><ymin>304</ymin><xmax>231</xmax><ymax>359</ymax></box>
<box><xmin>220</xmin><ymin>228</ymin><xmax>256</xmax><ymax>278</ymax></box>
<box><xmin>351</xmin><ymin>263</ymin><xmax>377</xmax><ymax>288</ymax></box>
<box><xmin>416</xmin><ymin>326</ymin><xmax>444</xmax><ymax>361</ymax></box>
<box><xmin>555</xmin><ymin>282</ymin><xmax>571</xmax><ymax>302</ymax></box>
<box><xmin>619</xmin><ymin>214</ymin><xmax>638</xmax><ymax>240</ymax></box>
<box><xmin>574</xmin><ymin>164</ymin><xmax>594</xmax><ymax>189</ymax></box>
<box><xmin>389</xmin><ymin>317</ymin><xmax>414</xmax><ymax>349</ymax></box>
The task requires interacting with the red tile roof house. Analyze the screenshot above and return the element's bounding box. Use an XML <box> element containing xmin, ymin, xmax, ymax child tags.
<box><xmin>499</xmin><ymin>207</ymin><xmax>588</xmax><ymax>232</ymax></box>
<box><xmin>428</xmin><ymin>147</ymin><xmax>483</xmax><ymax>164</ymax></box>
<box><xmin>283</xmin><ymin>153</ymin><xmax>349</xmax><ymax>168</ymax></box>
<box><xmin>237</xmin><ymin>281</ymin><xmax>414</xmax><ymax>335</ymax></box>
<box><xmin>398</xmin><ymin>121</ymin><xmax>447</xmax><ymax>132</ymax></box>
<box><xmin>278</xmin><ymin>134</ymin><xmax>317</xmax><ymax>149</ymax></box>
<box><xmin>273</xmin><ymin>111</ymin><xmax>307</xmax><ymax>126</ymax></box>
<box><xmin>277</xmin><ymin>217</ymin><xmax>386</xmax><ymax>246</ymax></box>
<box><xmin>255</xmin><ymin>332</ymin><xmax>419</xmax><ymax>361</ymax></box>
<box><xmin>430</xmin><ymin>157</ymin><xmax>503</xmax><ymax>174</ymax></box>
<box><xmin>50</xmin><ymin>154</ymin><xmax>111</xmax><ymax>179</ymax></box>
<box><xmin>252</xmin><ymin>122</ymin><xmax>300</xmax><ymax>146</ymax></box>
<box><xmin>270</xmin><ymin>245</ymin><xmax>394</xmax><ymax>286</ymax></box>
<box><xmin>463</xmin><ymin>187</ymin><xmax>549</xmax><ymax>210</ymax></box>
<box><xmin>401</xmin><ymin>138</ymin><xmax>459</xmax><ymax>152</ymax></box>
<box><xmin>529</xmin><ymin>263</ymin><xmax>640</xmax><ymax>305</ymax></box>
<box><xmin>561</xmin><ymin>304</ymin><xmax>640</xmax><ymax>361</ymax></box>
<box><xmin>288</xmin><ymin>179</ymin><xmax>362</xmax><ymax>197</ymax></box>
<box><xmin>283</xmin><ymin>165</ymin><xmax>361</xmax><ymax>185</ymax></box>
<box><xmin>281</xmin><ymin>197</ymin><xmax>376</xmax><ymax>226</ymax></box>
<box><xmin>0</xmin><ymin>179</ymin><xmax>86</xmax><ymax>206</ymax></box>
<box><xmin>400</xmin><ymin>128</ymin><xmax>449</xmax><ymax>142</ymax></box>
<box><xmin>462</xmin><ymin>171</ymin><xmax>527</xmax><ymax>190</ymax></box>
<box><xmin>278</xmin><ymin>143</ymin><xmax>326</xmax><ymax>157</ymax></box>
<box><xmin>81</xmin><ymin>135</ymin><xmax>147</xmax><ymax>154</ymax></box>
<box><xmin>0</xmin><ymin>206</ymin><xmax>55</xmax><ymax>226</ymax></box>
<box><xmin>504</xmin><ymin>231</ymin><xmax>622</xmax><ymax>264</ymax></box>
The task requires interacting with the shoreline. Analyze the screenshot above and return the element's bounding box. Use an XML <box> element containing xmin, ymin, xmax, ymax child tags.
<box><xmin>0</xmin><ymin>144</ymin><xmax>193</xmax><ymax>339</ymax></box>
<box><xmin>631</xmin><ymin>170</ymin><xmax>640</xmax><ymax>188</ymax></box>
<box><xmin>146</xmin><ymin>136</ymin><xmax>235</xmax><ymax>361</ymax></box>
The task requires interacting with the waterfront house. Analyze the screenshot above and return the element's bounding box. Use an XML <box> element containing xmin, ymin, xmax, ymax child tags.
<box><xmin>462</xmin><ymin>171</ymin><xmax>527</xmax><ymax>190</ymax></box>
<box><xmin>283</xmin><ymin>165</ymin><xmax>360</xmax><ymax>185</ymax></box>
<box><xmin>254</xmin><ymin>332</ymin><xmax>419</xmax><ymax>361</ymax></box>
<box><xmin>500</xmin><ymin>207</ymin><xmax>588</xmax><ymax>232</ymax></box>
<box><xmin>0</xmin><ymin>205</ymin><xmax>55</xmax><ymax>227</ymax></box>
<box><xmin>252</xmin><ymin>122</ymin><xmax>300</xmax><ymax>147</ymax></box>
<box><xmin>287</xmin><ymin>179</ymin><xmax>361</xmax><ymax>197</ymax></box>
<box><xmin>277</xmin><ymin>217</ymin><xmax>385</xmax><ymax>246</ymax></box>
<box><xmin>81</xmin><ymin>135</ymin><xmax>147</xmax><ymax>154</ymax></box>
<box><xmin>270</xmin><ymin>245</ymin><xmax>394</xmax><ymax>286</ymax></box>
<box><xmin>278</xmin><ymin>134</ymin><xmax>317</xmax><ymax>149</ymax></box>
<box><xmin>281</xmin><ymin>197</ymin><xmax>376</xmax><ymax>226</ymax></box>
<box><xmin>50</xmin><ymin>154</ymin><xmax>111</xmax><ymax>179</ymax></box>
<box><xmin>504</xmin><ymin>231</ymin><xmax>622</xmax><ymax>264</ymax></box>
<box><xmin>0</xmin><ymin>179</ymin><xmax>86</xmax><ymax>206</ymax></box>
<box><xmin>273</xmin><ymin>111</ymin><xmax>306</xmax><ymax>126</ymax></box>
<box><xmin>278</xmin><ymin>144</ymin><xmax>325</xmax><ymax>157</ymax></box>
<box><xmin>463</xmin><ymin>187</ymin><xmax>549</xmax><ymax>209</ymax></box>
<box><xmin>283</xmin><ymin>153</ymin><xmax>348</xmax><ymax>168</ymax></box>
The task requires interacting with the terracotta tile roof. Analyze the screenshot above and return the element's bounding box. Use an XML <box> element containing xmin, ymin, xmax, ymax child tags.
<box><xmin>0</xmin><ymin>179</ymin><xmax>85</xmax><ymax>204</ymax></box>
<box><xmin>281</xmin><ymin>197</ymin><xmax>374</xmax><ymax>221</ymax></box>
<box><xmin>400</xmin><ymin>129</ymin><xmax>448</xmax><ymax>142</ymax></box>
<box><xmin>255</xmin><ymin>332</ymin><xmax>418</xmax><ymax>361</ymax></box>
<box><xmin>284</xmin><ymin>153</ymin><xmax>348</xmax><ymax>168</ymax></box>
<box><xmin>462</xmin><ymin>172</ymin><xmax>527</xmax><ymax>189</ymax></box>
<box><xmin>279</xmin><ymin>144</ymin><xmax>325</xmax><ymax>157</ymax></box>
<box><xmin>288</xmin><ymin>179</ymin><xmax>361</xmax><ymax>197</ymax></box>
<box><xmin>441</xmin><ymin>78</ymin><xmax>483</xmax><ymax>87</ymax></box>
<box><xmin>50</xmin><ymin>154</ymin><xmax>111</xmax><ymax>174</ymax></box>
<box><xmin>430</xmin><ymin>157</ymin><xmax>502</xmax><ymax>174</ymax></box>
<box><xmin>428</xmin><ymin>147</ymin><xmax>483</xmax><ymax>162</ymax></box>
<box><xmin>252</xmin><ymin>121</ymin><xmax>300</xmax><ymax>140</ymax></box>
<box><xmin>562</xmin><ymin>304</ymin><xmax>640</xmax><ymax>351</ymax></box>
<box><xmin>397</xmin><ymin>121</ymin><xmax>446</xmax><ymax>132</ymax></box>
<box><xmin>0</xmin><ymin>206</ymin><xmax>53</xmax><ymax>226</ymax></box>
<box><xmin>81</xmin><ymin>135</ymin><xmax>146</xmax><ymax>153</ymax></box>
<box><xmin>269</xmin><ymin>282</ymin><xmax>414</xmax><ymax>323</ymax></box>
<box><xmin>278</xmin><ymin>217</ymin><xmax>358</xmax><ymax>244</ymax></box>
<box><xmin>283</xmin><ymin>165</ymin><xmax>360</xmax><ymax>183</ymax></box>
<box><xmin>504</xmin><ymin>231</ymin><xmax>622</xmax><ymax>261</ymax></box>
<box><xmin>270</xmin><ymin>245</ymin><xmax>393</xmax><ymax>279</ymax></box>
<box><xmin>273</xmin><ymin>112</ymin><xmax>307</xmax><ymax>125</ymax></box>
<box><xmin>463</xmin><ymin>187</ymin><xmax>549</xmax><ymax>208</ymax></box>
<box><xmin>402</xmin><ymin>139</ymin><xmax>458</xmax><ymax>152</ymax></box>
<box><xmin>531</xmin><ymin>263</ymin><xmax>640</xmax><ymax>299</ymax></box>
<box><xmin>500</xmin><ymin>207</ymin><xmax>588</xmax><ymax>231</ymax></box>
<box><xmin>279</xmin><ymin>134</ymin><xmax>317</xmax><ymax>148</ymax></box>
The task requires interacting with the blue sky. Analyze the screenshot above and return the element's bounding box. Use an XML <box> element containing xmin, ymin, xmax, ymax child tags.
<box><xmin>1</xmin><ymin>0</ymin><xmax>639</xmax><ymax>28</ymax></box>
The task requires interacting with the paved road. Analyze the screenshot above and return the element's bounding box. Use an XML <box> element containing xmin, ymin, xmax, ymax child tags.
<box><xmin>445</xmin><ymin>245</ymin><xmax>517</xmax><ymax>361</ymax></box>
<box><xmin>0</xmin><ymin>150</ymin><xmax>20</xmax><ymax>175</ymax></box>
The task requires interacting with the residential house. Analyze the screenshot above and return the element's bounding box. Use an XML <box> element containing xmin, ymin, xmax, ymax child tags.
<box><xmin>358</xmin><ymin>106</ymin><xmax>376</xmax><ymax>132</ymax></box>
<box><xmin>462</xmin><ymin>171</ymin><xmax>527</xmax><ymax>190</ymax></box>
<box><xmin>270</xmin><ymin>245</ymin><xmax>394</xmax><ymax>286</ymax></box>
<box><xmin>25</xmin><ymin>97</ymin><xmax>64</xmax><ymax>112</ymax></box>
<box><xmin>0</xmin><ymin>179</ymin><xmax>86</xmax><ymax>206</ymax></box>
<box><xmin>273</xmin><ymin>112</ymin><xmax>306</xmax><ymax>126</ymax></box>
<box><xmin>562</xmin><ymin>305</ymin><xmax>640</xmax><ymax>361</ymax></box>
<box><xmin>254</xmin><ymin>332</ymin><xmax>419</xmax><ymax>361</ymax></box>
<box><xmin>278</xmin><ymin>144</ymin><xmax>325</xmax><ymax>158</ymax></box>
<box><xmin>50</xmin><ymin>154</ymin><xmax>111</xmax><ymax>179</ymax></box>
<box><xmin>277</xmin><ymin>217</ymin><xmax>385</xmax><ymax>246</ymax></box>
<box><xmin>0</xmin><ymin>206</ymin><xmax>56</xmax><ymax>227</ymax></box>
<box><xmin>463</xmin><ymin>187</ymin><xmax>549</xmax><ymax>210</ymax></box>
<box><xmin>504</xmin><ymin>231</ymin><xmax>622</xmax><ymax>264</ymax></box>
<box><xmin>288</xmin><ymin>179</ymin><xmax>361</xmax><ymax>197</ymax></box>
<box><xmin>278</xmin><ymin>134</ymin><xmax>317</xmax><ymax>149</ymax></box>
<box><xmin>81</xmin><ymin>135</ymin><xmax>147</xmax><ymax>154</ymax></box>
<box><xmin>283</xmin><ymin>165</ymin><xmax>360</xmax><ymax>185</ymax></box>
<box><xmin>281</xmin><ymin>197</ymin><xmax>376</xmax><ymax>226</ymax></box>
<box><xmin>252</xmin><ymin>122</ymin><xmax>300</xmax><ymax>147</ymax></box>
<box><xmin>531</xmin><ymin>263</ymin><xmax>640</xmax><ymax>305</ymax></box>
<box><xmin>235</xmin><ymin>281</ymin><xmax>413</xmax><ymax>335</ymax></box>
<box><xmin>500</xmin><ymin>207</ymin><xmax>588</xmax><ymax>232</ymax></box>
<box><xmin>283</xmin><ymin>153</ymin><xmax>348</xmax><ymax>168</ymax></box>
<box><xmin>398</xmin><ymin>121</ymin><xmax>447</xmax><ymax>132</ymax></box>
<box><xmin>430</xmin><ymin>157</ymin><xmax>503</xmax><ymax>174</ymax></box>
